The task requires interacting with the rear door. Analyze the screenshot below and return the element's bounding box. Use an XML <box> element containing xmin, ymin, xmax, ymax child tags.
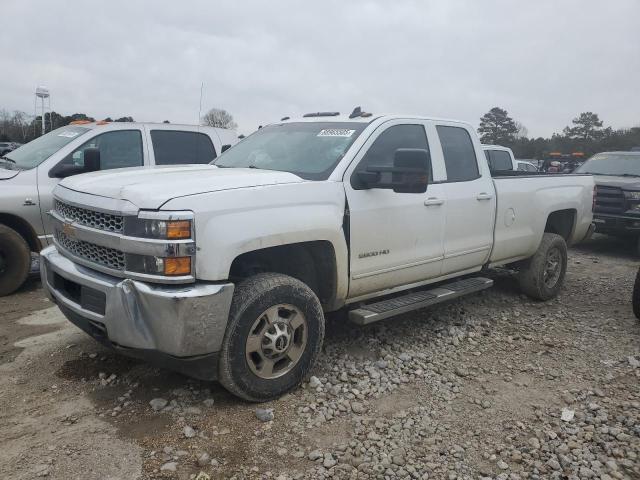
<box><xmin>344</xmin><ymin>120</ymin><xmax>447</xmax><ymax>299</ymax></box>
<box><xmin>436</xmin><ymin>123</ymin><xmax>496</xmax><ymax>274</ymax></box>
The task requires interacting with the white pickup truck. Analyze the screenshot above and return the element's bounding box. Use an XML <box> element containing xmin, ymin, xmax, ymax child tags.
<box><xmin>0</xmin><ymin>121</ymin><xmax>237</xmax><ymax>296</ymax></box>
<box><xmin>40</xmin><ymin>111</ymin><xmax>594</xmax><ymax>401</ymax></box>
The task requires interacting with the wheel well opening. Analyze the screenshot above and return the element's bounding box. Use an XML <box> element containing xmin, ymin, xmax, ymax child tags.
<box><xmin>0</xmin><ymin>214</ymin><xmax>40</xmax><ymax>252</ymax></box>
<box><xmin>544</xmin><ymin>209</ymin><xmax>576</xmax><ymax>242</ymax></box>
<box><xmin>229</xmin><ymin>241</ymin><xmax>337</xmax><ymax>308</ymax></box>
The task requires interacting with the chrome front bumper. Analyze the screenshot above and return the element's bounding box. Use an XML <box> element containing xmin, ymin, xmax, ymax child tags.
<box><xmin>40</xmin><ymin>245</ymin><xmax>234</xmax><ymax>358</ymax></box>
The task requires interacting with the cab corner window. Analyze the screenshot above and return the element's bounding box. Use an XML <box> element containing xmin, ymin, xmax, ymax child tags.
<box><xmin>150</xmin><ymin>130</ymin><xmax>217</xmax><ymax>165</ymax></box>
<box><xmin>437</xmin><ymin>126</ymin><xmax>479</xmax><ymax>182</ymax></box>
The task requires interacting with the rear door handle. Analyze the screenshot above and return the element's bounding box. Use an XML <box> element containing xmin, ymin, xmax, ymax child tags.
<box><xmin>476</xmin><ymin>193</ymin><xmax>494</xmax><ymax>201</ymax></box>
<box><xmin>424</xmin><ymin>197</ymin><xmax>444</xmax><ymax>206</ymax></box>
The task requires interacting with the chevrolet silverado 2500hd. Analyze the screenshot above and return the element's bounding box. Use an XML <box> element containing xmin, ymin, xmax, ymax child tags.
<box><xmin>40</xmin><ymin>112</ymin><xmax>594</xmax><ymax>401</ymax></box>
<box><xmin>0</xmin><ymin>121</ymin><xmax>237</xmax><ymax>296</ymax></box>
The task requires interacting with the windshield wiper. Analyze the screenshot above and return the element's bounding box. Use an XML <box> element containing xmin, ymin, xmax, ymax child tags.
<box><xmin>617</xmin><ymin>173</ymin><xmax>640</xmax><ymax>178</ymax></box>
<box><xmin>0</xmin><ymin>156</ymin><xmax>15</xmax><ymax>164</ymax></box>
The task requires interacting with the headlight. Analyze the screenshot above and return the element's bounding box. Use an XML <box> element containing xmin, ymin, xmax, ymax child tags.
<box><xmin>125</xmin><ymin>216</ymin><xmax>193</xmax><ymax>240</ymax></box>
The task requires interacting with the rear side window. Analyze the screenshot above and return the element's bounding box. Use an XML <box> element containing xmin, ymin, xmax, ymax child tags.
<box><xmin>486</xmin><ymin>150</ymin><xmax>513</xmax><ymax>170</ymax></box>
<box><xmin>437</xmin><ymin>126</ymin><xmax>479</xmax><ymax>182</ymax></box>
<box><xmin>151</xmin><ymin>130</ymin><xmax>217</xmax><ymax>165</ymax></box>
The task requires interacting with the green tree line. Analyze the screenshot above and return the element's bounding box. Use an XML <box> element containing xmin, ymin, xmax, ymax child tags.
<box><xmin>479</xmin><ymin>107</ymin><xmax>640</xmax><ymax>159</ymax></box>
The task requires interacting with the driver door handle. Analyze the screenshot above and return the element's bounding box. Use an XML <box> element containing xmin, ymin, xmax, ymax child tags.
<box><xmin>424</xmin><ymin>197</ymin><xmax>444</xmax><ymax>206</ymax></box>
<box><xmin>476</xmin><ymin>193</ymin><xmax>494</xmax><ymax>201</ymax></box>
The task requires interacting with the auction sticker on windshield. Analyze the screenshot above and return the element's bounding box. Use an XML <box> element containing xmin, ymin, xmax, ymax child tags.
<box><xmin>317</xmin><ymin>129</ymin><xmax>356</xmax><ymax>137</ymax></box>
<box><xmin>57</xmin><ymin>131</ymin><xmax>80</xmax><ymax>138</ymax></box>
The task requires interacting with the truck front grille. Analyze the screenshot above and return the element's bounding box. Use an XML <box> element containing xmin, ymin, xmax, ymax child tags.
<box><xmin>55</xmin><ymin>200</ymin><xmax>124</xmax><ymax>233</ymax></box>
<box><xmin>55</xmin><ymin>230</ymin><xmax>126</xmax><ymax>271</ymax></box>
<box><xmin>594</xmin><ymin>186</ymin><xmax>625</xmax><ymax>214</ymax></box>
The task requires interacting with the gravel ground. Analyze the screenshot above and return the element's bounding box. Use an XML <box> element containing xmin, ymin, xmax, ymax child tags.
<box><xmin>0</xmin><ymin>234</ymin><xmax>639</xmax><ymax>480</ymax></box>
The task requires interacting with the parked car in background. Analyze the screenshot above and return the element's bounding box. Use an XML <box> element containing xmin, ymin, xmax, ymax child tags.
<box><xmin>575</xmin><ymin>151</ymin><xmax>640</xmax><ymax>253</ymax></box>
<box><xmin>516</xmin><ymin>160</ymin><xmax>539</xmax><ymax>172</ymax></box>
<box><xmin>482</xmin><ymin>144</ymin><xmax>516</xmax><ymax>171</ymax></box>
<box><xmin>0</xmin><ymin>142</ymin><xmax>15</xmax><ymax>156</ymax></box>
<box><xmin>0</xmin><ymin>121</ymin><xmax>238</xmax><ymax>296</ymax></box>
<box><xmin>41</xmin><ymin>111</ymin><xmax>594</xmax><ymax>401</ymax></box>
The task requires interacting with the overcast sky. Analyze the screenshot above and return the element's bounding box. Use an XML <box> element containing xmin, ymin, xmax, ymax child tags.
<box><xmin>1</xmin><ymin>0</ymin><xmax>638</xmax><ymax>137</ymax></box>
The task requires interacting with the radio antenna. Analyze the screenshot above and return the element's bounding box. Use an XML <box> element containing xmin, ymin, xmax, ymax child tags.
<box><xmin>198</xmin><ymin>82</ymin><xmax>204</xmax><ymax>127</ymax></box>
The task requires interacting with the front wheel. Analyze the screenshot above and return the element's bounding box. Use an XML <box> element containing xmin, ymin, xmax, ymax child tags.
<box><xmin>633</xmin><ymin>267</ymin><xmax>640</xmax><ymax>320</ymax></box>
<box><xmin>0</xmin><ymin>225</ymin><xmax>31</xmax><ymax>297</ymax></box>
<box><xmin>218</xmin><ymin>273</ymin><xmax>325</xmax><ymax>402</ymax></box>
<box><xmin>518</xmin><ymin>233</ymin><xmax>568</xmax><ymax>301</ymax></box>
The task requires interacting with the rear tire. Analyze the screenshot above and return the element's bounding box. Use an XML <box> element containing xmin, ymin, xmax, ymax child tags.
<box><xmin>518</xmin><ymin>233</ymin><xmax>567</xmax><ymax>301</ymax></box>
<box><xmin>218</xmin><ymin>273</ymin><xmax>325</xmax><ymax>402</ymax></box>
<box><xmin>0</xmin><ymin>225</ymin><xmax>31</xmax><ymax>297</ymax></box>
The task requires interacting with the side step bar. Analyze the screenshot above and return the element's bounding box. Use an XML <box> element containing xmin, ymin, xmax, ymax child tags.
<box><xmin>349</xmin><ymin>277</ymin><xmax>493</xmax><ymax>325</ymax></box>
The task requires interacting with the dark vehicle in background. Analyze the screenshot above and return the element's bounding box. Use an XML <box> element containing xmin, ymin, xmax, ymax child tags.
<box><xmin>576</xmin><ymin>151</ymin><xmax>640</xmax><ymax>253</ymax></box>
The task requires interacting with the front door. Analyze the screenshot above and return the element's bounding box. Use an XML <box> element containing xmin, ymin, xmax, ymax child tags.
<box><xmin>39</xmin><ymin>129</ymin><xmax>146</xmax><ymax>238</ymax></box>
<box><xmin>344</xmin><ymin>121</ymin><xmax>446</xmax><ymax>299</ymax></box>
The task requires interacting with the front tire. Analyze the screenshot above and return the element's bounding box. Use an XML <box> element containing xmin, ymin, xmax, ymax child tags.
<box><xmin>518</xmin><ymin>233</ymin><xmax>567</xmax><ymax>301</ymax></box>
<box><xmin>218</xmin><ymin>273</ymin><xmax>325</xmax><ymax>402</ymax></box>
<box><xmin>0</xmin><ymin>225</ymin><xmax>31</xmax><ymax>297</ymax></box>
<box><xmin>633</xmin><ymin>268</ymin><xmax>640</xmax><ymax>320</ymax></box>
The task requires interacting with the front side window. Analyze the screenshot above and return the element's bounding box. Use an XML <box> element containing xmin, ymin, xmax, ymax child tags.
<box><xmin>58</xmin><ymin>130</ymin><xmax>143</xmax><ymax>171</ymax></box>
<box><xmin>2</xmin><ymin>126</ymin><xmax>90</xmax><ymax>170</ymax></box>
<box><xmin>437</xmin><ymin>126</ymin><xmax>480</xmax><ymax>182</ymax></box>
<box><xmin>151</xmin><ymin>130</ymin><xmax>217</xmax><ymax>165</ymax></box>
<box><xmin>214</xmin><ymin>122</ymin><xmax>367</xmax><ymax>180</ymax></box>
<box><xmin>357</xmin><ymin>124</ymin><xmax>430</xmax><ymax>171</ymax></box>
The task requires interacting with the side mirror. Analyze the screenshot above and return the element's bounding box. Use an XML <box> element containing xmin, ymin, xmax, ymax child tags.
<box><xmin>50</xmin><ymin>147</ymin><xmax>101</xmax><ymax>178</ymax></box>
<box><xmin>83</xmin><ymin>147</ymin><xmax>101</xmax><ymax>173</ymax></box>
<box><xmin>356</xmin><ymin>148</ymin><xmax>430</xmax><ymax>193</ymax></box>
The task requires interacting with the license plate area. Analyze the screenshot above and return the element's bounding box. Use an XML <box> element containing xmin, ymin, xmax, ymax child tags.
<box><xmin>49</xmin><ymin>269</ymin><xmax>106</xmax><ymax>315</ymax></box>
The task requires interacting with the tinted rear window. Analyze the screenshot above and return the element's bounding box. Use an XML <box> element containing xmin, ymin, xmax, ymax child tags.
<box><xmin>486</xmin><ymin>150</ymin><xmax>513</xmax><ymax>170</ymax></box>
<box><xmin>151</xmin><ymin>130</ymin><xmax>217</xmax><ymax>165</ymax></box>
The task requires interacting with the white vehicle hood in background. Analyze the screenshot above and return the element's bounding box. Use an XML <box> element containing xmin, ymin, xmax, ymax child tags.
<box><xmin>59</xmin><ymin>165</ymin><xmax>305</xmax><ymax>209</ymax></box>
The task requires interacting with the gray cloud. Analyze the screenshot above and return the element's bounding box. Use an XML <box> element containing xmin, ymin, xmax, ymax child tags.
<box><xmin>1</xmin><ymin>0</ymin><xmax>638</xmax><ymax>136</ymax></box>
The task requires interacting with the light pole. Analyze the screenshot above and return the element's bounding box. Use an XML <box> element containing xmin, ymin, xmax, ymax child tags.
<box><xmin>35</xmin><ymin>86</ymin><xmax>50</xmax><ymax>135</ymax></box>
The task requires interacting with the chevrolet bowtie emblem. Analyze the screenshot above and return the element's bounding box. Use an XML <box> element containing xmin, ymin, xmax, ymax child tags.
<box><xmin>62</xmin><ymin>221</ymin><xmax>77</xmax><ymax>239</ymax></box>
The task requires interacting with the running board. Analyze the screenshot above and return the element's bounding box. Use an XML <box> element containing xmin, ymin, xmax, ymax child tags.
<box><xmin>348</xmin><ymin>277</ymin><xmax>493</xmax><ymax>325</ymax></box>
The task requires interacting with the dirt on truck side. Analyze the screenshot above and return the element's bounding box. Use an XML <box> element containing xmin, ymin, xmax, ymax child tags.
<box><xmin>1</xmin><ymin>234</ymin><xmax>639</xmax><ymax>480</ymax></box>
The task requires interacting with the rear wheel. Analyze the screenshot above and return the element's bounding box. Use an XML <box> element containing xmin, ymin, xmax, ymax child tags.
<box><xmin>0</xmin><ymin>225</ymin><xmax>31</xmax><ymax>297</ymax></box>
<box><xmin>218</xmin><ymin>273</ymin><xmax>325</xmax><ymax>402</ymax></box>
<box><xmin>518</xmin><ymin>233</ymin><xmax>567</xmax><ymax>301</ymax></box>
<box><xmin>633</xmin><ymin>268</ymin><xmax>640</xmax><ymax>320</ymax></box>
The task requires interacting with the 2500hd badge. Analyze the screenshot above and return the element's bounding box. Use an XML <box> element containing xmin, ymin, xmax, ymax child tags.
<box><xmin>358</xmin><ymin>249</ymin><xmax>390</xmax><ymax>259</ymax></box>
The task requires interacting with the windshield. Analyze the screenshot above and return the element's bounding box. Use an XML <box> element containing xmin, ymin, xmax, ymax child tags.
<box><xmin>2</xmin><ymin>126</ymin><xmax>90</xmax><ymax>170</ymax></box>
<box><xmin>213</xmin><ymin>122</ymin><xmax>368</xmax><ymax>180</ymax></box>
<box><xmin>576</xmin><ymin>152</ymin><xmax>640</xmax><ymax>176</ymax></box>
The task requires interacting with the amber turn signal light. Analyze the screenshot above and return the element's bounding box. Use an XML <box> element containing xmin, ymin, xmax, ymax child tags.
<box><xmin>166</xmin><ymin>221</ymin><xmax>191</xmax><ymax>239</ymax></box>
<box><xmin>163</xmin><ymin>257</ymin><xmax>191</xmax><ymax>276</ymax></box>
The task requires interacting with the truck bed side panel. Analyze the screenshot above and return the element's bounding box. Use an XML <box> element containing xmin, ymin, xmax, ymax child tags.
<box><xmin>490</xmin><ymin>175</ymin><xmax>593</xmax><ymax>265</ymax></box>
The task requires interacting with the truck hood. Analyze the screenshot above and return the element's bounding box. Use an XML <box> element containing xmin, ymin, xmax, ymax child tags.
<box><xmin>0</xmin><ymin>168</ymin><xmax>19</xmax><ymax>180</ymax></box>
<box><xmin>593</xmin><ymin>174</ymin><xmax>640</xmax><ymax>190</ymax></box>
<box><xmin>59</xmin><ymin>165</ymin><xmax>305</xmax><ymax>209</ymax></box>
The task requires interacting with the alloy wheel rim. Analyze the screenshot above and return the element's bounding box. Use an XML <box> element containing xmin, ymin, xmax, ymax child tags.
<box><xmin>245</xmin><ymin>304</ymin><xmax>307</xmax><ymax>379</ymax></box>
<box><xmin>543</xmin><ymin>247</ymin><xmax>562</xmax><ymax>288</ymax></box>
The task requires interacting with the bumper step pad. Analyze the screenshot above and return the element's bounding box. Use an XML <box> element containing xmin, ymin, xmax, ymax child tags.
<box><xmin>349</xmin><ymin>277</ymin><xmax>493</xmax><ymax>325</ymax></box>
